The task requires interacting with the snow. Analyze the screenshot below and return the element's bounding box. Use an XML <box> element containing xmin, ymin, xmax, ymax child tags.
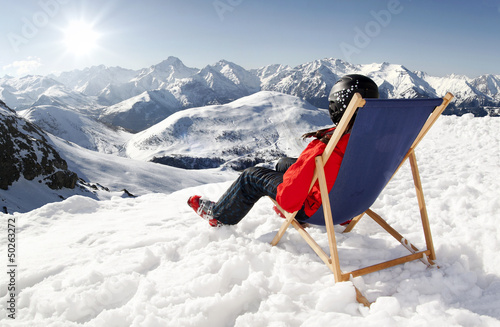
<box><xmin>19</xmin><ymin>105</ymin><xmax>132</xmax><ymax>155</ymax></box>
<box><xmin>125</xmin><ymin>91</ymin><xmax>330</xmax><ymax>163</ymax></box>
<box><xmin>49</xmin><ymin>135</ymin><xmax>234</xmax><ymax>198</ymax></box>
<box><xmin>99</xmin><ymin>89</ymin><xmax>182</xmax><ymax>133</ymax></box>
<box><xmin>1</xmin><ymin>114</ymin><xmax>499</xmax><ymax>326</ymax></box>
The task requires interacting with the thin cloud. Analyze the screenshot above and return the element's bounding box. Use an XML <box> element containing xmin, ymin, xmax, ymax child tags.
<box><xmin>3</xmin><ymin>57</ymin><xmax>42</xmax><ymax>76</ymax></box>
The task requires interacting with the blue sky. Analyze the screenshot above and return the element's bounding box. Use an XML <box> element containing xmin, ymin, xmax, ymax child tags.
<box><xmin>1</xmin><ymin>0</ymin><xmax>499</xmax><ymax>78</ymax></box>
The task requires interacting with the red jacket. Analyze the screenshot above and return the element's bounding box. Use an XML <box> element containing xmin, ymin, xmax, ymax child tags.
<box><xmin>276</xmin><ymin>133</ymin><xmax>350</xmax><ymax>217</ymax></box>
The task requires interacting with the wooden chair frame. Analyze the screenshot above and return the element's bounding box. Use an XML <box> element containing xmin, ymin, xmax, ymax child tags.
<box><xmin>271</xmin><ymin>92</ymin><xmax>454</xmax><ymax>305</ymax></box>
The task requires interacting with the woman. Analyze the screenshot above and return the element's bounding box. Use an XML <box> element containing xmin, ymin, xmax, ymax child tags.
<box><xmin>187</xmin><ymin>74</ymin><xmax>379</xmax><ymax>227</ymax></box>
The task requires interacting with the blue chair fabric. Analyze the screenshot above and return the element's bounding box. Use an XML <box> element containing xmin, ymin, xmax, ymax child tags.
<box><xmin>308</xmin><ymin>98</ymin><xmax>443</xmax><ymax>225</ymax></box>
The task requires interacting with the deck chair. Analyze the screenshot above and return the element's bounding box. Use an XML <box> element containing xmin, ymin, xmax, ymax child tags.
<box><xmin>271</xmin><ymin>92</ymin><xmax>454</xmax><ymax>305</ymax></box>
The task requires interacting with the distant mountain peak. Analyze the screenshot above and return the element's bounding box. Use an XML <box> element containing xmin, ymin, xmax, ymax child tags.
<box><xmin>213</xmin><ymin>59</ymin><xmax>238</xmax><ymax>67</ymax></box>
<box><xmin>136</xmin><ymin>56</ymin><xmax>198</xmax><ymax>82</ymax></box>
<box><xmin>154</xmin><ymin>56</ymin><xmax>187</xmax><ymax>69</ymax></box>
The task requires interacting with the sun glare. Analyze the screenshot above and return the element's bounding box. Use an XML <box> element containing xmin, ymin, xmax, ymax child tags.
<box><xmin>63</xmin><ymin>21</ymin><xmax>99</xmax><ymax>56</ymax></box>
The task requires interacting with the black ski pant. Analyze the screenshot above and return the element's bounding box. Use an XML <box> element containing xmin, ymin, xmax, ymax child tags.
<box><xmin>212</xmin><ymin>157</ymin><xmax>309</xmax><ymax>225</ymax></box>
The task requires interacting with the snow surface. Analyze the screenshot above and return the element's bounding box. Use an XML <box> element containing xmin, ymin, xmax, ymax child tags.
<box><xmin>49</xmin><ymin>134</ymin><xmax>234</xmax><ymax>198</ymax></box>
<box><xmin>1</xmin><ymin>114</ymin><xmax>499</xmax><ymax>326</ymax></box>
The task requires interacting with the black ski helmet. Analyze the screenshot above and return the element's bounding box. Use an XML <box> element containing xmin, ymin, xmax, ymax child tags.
<box><xmin>328</xmin><ymin>74</ymin><xmax>379</xmax><ymax>124</ymax></box>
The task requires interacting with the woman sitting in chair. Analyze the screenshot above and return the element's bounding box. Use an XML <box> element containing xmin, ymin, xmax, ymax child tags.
<box><xmin>188</xmin><ymin>74</ymin><xmax>379</xmax><ymax>227</ymax></box>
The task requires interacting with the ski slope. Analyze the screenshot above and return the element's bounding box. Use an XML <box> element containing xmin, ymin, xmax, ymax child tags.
<box><xmin>1</xmin><ymin>114</ymin><xmax>499</xmax><ymax>326</ymax></box>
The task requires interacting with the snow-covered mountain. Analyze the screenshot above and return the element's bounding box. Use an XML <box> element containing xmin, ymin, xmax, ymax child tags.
<box><xmin>0</xmin><ymin>125</ymin><xmax>232</xmax><ymax>213</ymax></box>
<box><xmin>92</xmin><ymin>58</ymin><xmax>262</xmax><ymax>131</ymax></box>
<box><xmin>0</xmin><ymin>75</ymin><xmax>64</xmax><ymax>110</ymax></box>
<box><xmin>257</xmin><ymin>58</ymin><xmax>356</xmax><ymax>108</ymax></box>
<box><xmin>19</xmin><ymin>105</ymin><xmax>132</xmax><ymax>154</ymax></box>
<box><xmin>258</xmin><ymin>59</ymin><xmax>498</xmax><ymax>116</ymax></box>
<box><xmin>98</xmin><ymin>89</ymin><xmax>181</xmax><ymax>133</ymax></box>
<box><xmin>132</xmin><ymin>56</ymin><xmax>199</xmax><ymax>88</ymax></box>
<box><xmin>0</xmin><ymin>97</ymin><xmax>232</xmax><ymax>212</ymax></box>
<box><xmin>472</xmin><ymin>74</ymin><xmax>500</xmax><ymax>99</ymax></box>
<box><xmin>85</xmin><ymin>56</ymin><xmax>258</xmax><ymax>110</ymax></box>
<box><xmin>125</xmin><ymin>91</ymin><xmax>331</xmax><ymax>170</ymax></box>
<box><xmin>3</xmin><ymin>57</ymin><xmax>499</xmax><ymax>128</ymax></box>
<box><xmin>0</xmin><ymin>75</ymin><xmax>102</xmax><ymax>113</ymax></box>
<box><xmin>50</xmin><ymin>64</ymin><xmax>138</xmax><ymax>97</ymax></box>
<box><xmin>0</xmin><ymin>99</ymin><xmax>79</xmax><ymax>206</ymax></box>
<box><xmin>95</xmin><ymin>57</ymin><xmax>198</xmax><ymax>106</ymax></box>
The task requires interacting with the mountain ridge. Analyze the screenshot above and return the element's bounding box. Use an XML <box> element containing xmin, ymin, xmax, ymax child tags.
<box><xmin>0</xmin><ymin>57</ymin><xmax>498</xmax><ymax>157</ymax></box>
<box><xmin>3</xmin><ymin>56</ymin><xmax>498</xmax><ymax>118</ymax></box>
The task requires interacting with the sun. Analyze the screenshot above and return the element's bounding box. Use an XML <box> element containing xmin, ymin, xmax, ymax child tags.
<box><xmin>63</xmin><ymin>21</ymin><xmax>99</xmax><ymax>56</ymax></box>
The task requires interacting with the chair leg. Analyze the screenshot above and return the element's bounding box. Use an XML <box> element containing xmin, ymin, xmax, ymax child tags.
<box><xmin>409</xmin><ymin>151</ymin><xmax>436</xmax><ymax>261</ymax></box>
<box><xmin>315</xmin><ymin>156</ymin><xmax>343</xmax><ymax>282</ymax></box>
<box><xmin>355</xmin><ymin>287</ymin><xmax>371</xmax><ymax>307</ymax></box>
<box><xmin>270</xmin><ymin>206</ymin><xmax>298</xmax><ymax>246</ymax></box>
<box><xmin>364</xmin><ymin>208</ymin><xmax>434</xmax><ymax>266</ymax></box>
<box><xmin>342</xmin><ymin>212</ymin><xmax>365</xmax><ymax>233</ymax></box>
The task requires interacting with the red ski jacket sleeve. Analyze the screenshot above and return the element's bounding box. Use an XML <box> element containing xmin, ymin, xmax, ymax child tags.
<box><xmin>276</xmin><ymin>133</ymin><xmax>350</xmax><ymax>217</ymax></box>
